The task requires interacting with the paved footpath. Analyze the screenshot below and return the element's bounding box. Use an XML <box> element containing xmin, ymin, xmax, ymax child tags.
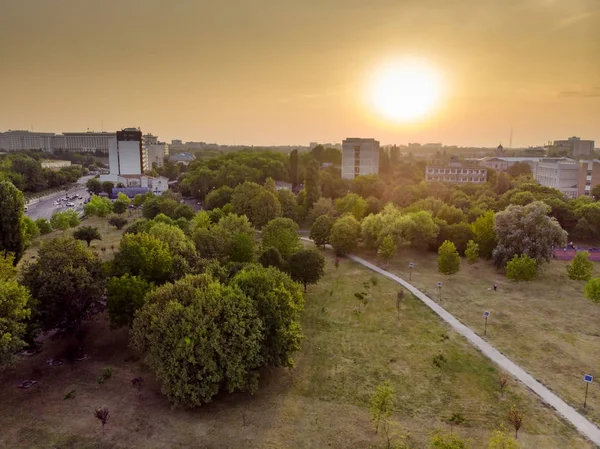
<box><xmin>348</xmin><ymin>254</ymin><xmax>600</xmax><ymax>445</ymax></box>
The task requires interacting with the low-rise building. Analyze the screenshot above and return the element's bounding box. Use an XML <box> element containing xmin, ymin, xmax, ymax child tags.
<box><xmin>169</xmin><ymin>152</ymin><xmax>196</xmax><ymax>165</ymax></box>
<box><xmin>534</xmin><ymin>159</ymin><xmax>579</xmax><ymax>198</ymax></box>
<box><xmin>275</xmin><ymin>181</ymin><xmax>292</xmax><ymax>191</ymax></box>
<box><xmin>477</xmin><ymin>157</ymin><xmax>543</xmax><ymax>172</ymax></box>
<box><xmin>425</xmin><ymin>160</ymin><xmax>487</xmax><ymax>184</ymax></box>
<box><xmin>101</xmin><ymin>174</ymin><xmax>169</xmax><ymax>197</ymax></box>
<box><xmin>553</xmin><ymin>137</ymin><xmax>595</xmax><ymax>158</ymax></box>
<box><xmin>41</xmin><ymin>160</ymin><xmax>72</xmax><ymax>169</ymax></box>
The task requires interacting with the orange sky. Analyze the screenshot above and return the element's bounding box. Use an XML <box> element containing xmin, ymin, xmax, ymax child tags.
<box><xmin>1</xmin><ymin>0</ymin><xmax>598</xmax><ymax>147</ymax></box>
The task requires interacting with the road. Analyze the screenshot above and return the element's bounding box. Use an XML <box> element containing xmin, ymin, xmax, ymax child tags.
<box><xmin>26</xmin><ymin>175</ymin><xmax>94</xmax><ymax>221</ymax></box>
<box><xmin>348</xmin><ymin>254</ymin><xmax>600</xmax><ymax>445</ymax></box>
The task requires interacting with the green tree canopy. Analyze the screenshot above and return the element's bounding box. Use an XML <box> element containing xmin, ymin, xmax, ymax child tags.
<box><xmin>21</xmin><ymin>237</ymin><xmax>106</xmax><ymax>338</ymax></box>
<box><xmin>131</xmin><ymin>274</ymin><xmax>263</xmax><ymax>407</ymax></box>
<box><xmin>567</xmin><ymin>251</ymin><xmax>593</xmax><ymax>281</ymax></box>
<box><xmin>259</xmin><ymin>247</ymin><xmax>286</xmax><ymax>271</ymax></box>
<box><xmin>310</xmin><ymin>214</ymin><xmax>334</xmax><ymax>247</ymax></box>
<box><xmin>378</xmin><ymin>235</ymin><xmax>397</xmax><ymax>265</ymax></box>
<box><xmin>0</xmin><ymin>181</ymin><xmax>25</xmax><ymax>263</ymax></box>
<box><xmin>73</xmin><ymin>225</ymin><xmax>102</xmax><ymax>247</ymax></box>
<box><xmin>35</xmin><ymin>218</ymin><xmax>52</xmax><ymax>235</ymax></box>
<box><xmin>472</xmin><ymin>211</ymin><xmax>497</xmax><ymax>259</ymax></box>
<box><xmin>261</xmin><ymin>217</ymin><xmax>300</xmax><ymax>259</ymax></box>
<box><xmin>108</xmin><ymin>215</ymin><xmax>128</xmax><ymax>230</ymax></box>
<box><xmin>330</xmin><ymin>215</ymin><xmax>361</xmax><ymax>256</ymax></box>
<box><xmin>0</xmin><ymin>273</ymin><xmax>31</xmax><ymax>367</ymax></box>
<box><xmin>505</xmin><ymin>254</ymin><xmax>538</xmax><ymax>281</ymax></box>
<box><xmin>107</xmin><ymin>274</ymin><xmax>153</xmax><ymax>328</ymax></box>
<box><xmin>335</xmin><ymin>193</ymin><xmax>368</xmax><ymax>220</ymax></box>
<box><xmin>289</xmin><ymin>248</ymin><xmax>325</xmax><ymax>291</ymax></box>
<box><xmin>205</xmin><ymin>185</ymin><xmax>233</xmax><ymax>210</ymax></box>
<box><xmin>86</xmin><ymin>177</ymin><xmax>102</xmax><ymax>194</ymax></box>
<box><xmin>113</xmin><ymin>232</ymin><xmax>174</xmax><ymax>283</ymax></box>
<box><xmin>50</xmin><ymin>209</ymin><xmax>80</xmax><ymax>231</ymax></box>
<box><xmin>84</xmin><ymin>195</ymin><xmax>113</xmax><ymax>218</ymax></box>
<box><xmin>584</xmin><ymin>278</ymin><xmax>600</xmax><ymax>303</ymax></box>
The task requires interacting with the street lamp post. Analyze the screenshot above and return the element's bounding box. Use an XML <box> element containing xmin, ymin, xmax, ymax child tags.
<box><xmin>409</xmin><ymin>262</ymin><xmax>414</xmax><ymax>281</ymax></box>
<box><xmin>437</xmin><ymin>282</ymin><xmax>442</xmax><ymax>302</ymax></box>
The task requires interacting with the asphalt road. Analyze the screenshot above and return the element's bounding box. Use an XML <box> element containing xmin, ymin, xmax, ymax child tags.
<box><xmin>26</xmin><ymin>175</ymin><xmax>94</xmax><ymax>221</ymax></box>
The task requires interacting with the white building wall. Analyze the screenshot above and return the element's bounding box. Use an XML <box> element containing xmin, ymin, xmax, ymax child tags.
<box><xmin>341</xmin><ymin>138</ymin><xmax>380</xmax><ymax>180</ymax></box>
<box><xmin>147</xmin><ymin>144</ymin><xmax>168</xmax><ymax>168</ymax></box>
<box><xmin>535</xmin><ymin>161</ymin><xmax>579</xmax><ymax>198</ymax></box>
<box><xmin>108</xmin><ymin>138</ymin><xmax>119</xmax><ymax>174</ymax></box>
<box><xmin>118</xmin><ymin>141</ymin><xmax>143</xmax><ymax>175</ymax></box>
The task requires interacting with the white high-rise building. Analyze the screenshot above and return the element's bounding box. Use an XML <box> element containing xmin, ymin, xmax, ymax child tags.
<box><xmin>341</xmin><ymin>138</ymin><xmax>380</xmax><ymax>180</ymax></box>
<box><xmin>108</xmin><ymin>128</ymin><xmax>147</xmax><ymax>176</ymax></box>
<box><xmin>146</xmin><ymin>143</ymin><xmax>169</xmax><ymax>169</ymax></box>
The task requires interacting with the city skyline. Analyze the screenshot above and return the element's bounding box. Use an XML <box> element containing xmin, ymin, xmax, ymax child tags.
<box><xmin>1</xmin><ymin>0</ymin><xmax>599</xmax><ymax>147</ymax></box>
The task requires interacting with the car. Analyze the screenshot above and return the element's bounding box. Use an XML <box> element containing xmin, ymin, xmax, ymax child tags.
<box><xmin>67</xmin><ymin>202</ymin><xmax>75</xmax><ymax>207</ymax></box>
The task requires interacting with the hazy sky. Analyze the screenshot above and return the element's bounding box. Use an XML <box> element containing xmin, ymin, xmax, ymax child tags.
<box><xmin>1</xmin><ymin>0</ymin><xmax>599</xmax><ymax>147</ymax></box>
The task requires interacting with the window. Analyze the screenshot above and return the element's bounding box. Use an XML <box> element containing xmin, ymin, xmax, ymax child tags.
<box><xmin>588</xmin><ymin>170</ymin><xmax>592</xmax><ymax>176</ymax></box>
<box><xmin>586</xmin><ymin>181</ymin><xmax>591</xmax><ymax>186</ymax></box>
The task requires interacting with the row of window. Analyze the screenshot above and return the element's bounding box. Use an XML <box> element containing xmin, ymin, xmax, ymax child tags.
<box><xmin>427</xmin><ymin>168</ymin><xmax>486</xmax><ymax>175</ymax></box>
<box><xmin>426</xmin><ymin>176</ymin><xmax>486</xmax><ymax>182</ymax></box>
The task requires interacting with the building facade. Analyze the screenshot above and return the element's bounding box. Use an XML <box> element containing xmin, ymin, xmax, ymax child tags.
<box><xmin>553</xmin><ymin>137</ymin><xmax>595</xmax><ymax>158</ymax></box>
<box><xmin>108</xmin><ymin>128</ymin><xmax>147</xmax><ymax>176</ymax></box>
<box><xmin>534</xmin><ymin>159</ymin><xmax>579</xmax><ymax>198</ymax></box>
<box><xmin>0</xmin><ymin>130</ymin><xmax>55</xmax><ymax>151</ymax></box>
<box><xmin>146</xmin><ymin>143</ymin><xmax>169</xmax><ymax>168</ymax></box>
<box><xmin>341</xmin><ymin>138</ymin><xmax>380</xmax><ymax>180</ymax></box>
<box><xmin>41</xmin><ymin>160</ymin><xmax>72</xmax><ymax>169</ymax></box>
<box><xmin>53</xmin><ymin>132</ymin><xmax>114</xmax><ymax>153</ymax></box>
<box><xmin>426</xmin><ymin>161</ymin><xmax>487</xmax><ymax>184</ymax></box>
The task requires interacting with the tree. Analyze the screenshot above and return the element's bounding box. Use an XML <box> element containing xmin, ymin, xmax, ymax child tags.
<box><xmin>310</xmin><ymin>215</ymin><xmax>334</xmax><ymax>247</ymax></box>
<box><xmin>261</xmin><ymin>217</ymin><xmax>300</xmax><ymax>259</ymax></box>
<box><xmin>50</xmin><ymin>209</ymin><xmax>80</xmax><ymax>230</ymax></box>
<box><xmin>84</xmin><ymin>195</ymin><xmax>113</xmax><ymax>218</ymax></box>
<box><xmin>113</xmin><ymin>232</ymin><xmax>174</xmax><ymax>284</ymax></box>
<box><xmin>108</xmin><ymin>216</ymin><xmax>128</xmax><ymax>230</ymax></box>
<box><xmin>584</xmin><ymin>278</ymin><xmax>600</xmax><ymax>303</ymax></box>
<box><xmin>505</xmin><ymin>255</ymin><xmax>537</xmax><ymax>281</ymax></box>
<box><xmin>506</xmin><ymin>405</ymin><xmax>523</xmax><ymax>439</ymax></box>
<box><xmin>289</xmin><ymin>249</ymin><xmax>325</xmax><ymax>291</ymax></box>
<box><xmin>472</xmin><ymin>211</ymin><xmax>497</xmax><ymax>259</ymax></box>
<box><xmin>259</xmin><ymin>247</ymin><xmax>285</xmax><ymax>271</ymax></box>
<box><xmin>307</xmin><ymin>197</ymin><xmax>335</xmax><ymax>225</ymax></box>
<box><xmin>73</xmin><ymin>226</ymin><xmax>101</xmax><ymax>247</ymax></box>
<box><xmin>35</xmin><ymin>218</ymin><xmax>52</xmax><ymax>235</ymax></box>
<box><xmin>21</xmin><ymin>237</ymin><xmax>106</xmax><ymax>339</ymax></box>
<box><xmin>101</xmin><ymin>181</ymin><xmax>114</xmax><ymax>196</ymax></box>
<box><xmin>205</xmin><ymin>186</ymin><xmax>233</xmax><ymax>210</ymax></box>
<box><xmin>21</xmin><ymin>215</ymin><xmax>40</xmax><ymax>247</ymax></box>
<box><xmin>379</xmin><ymin>235</ymin><xmax>397</xmax><ymax>266</ymax></box>
<box><xmin>113</xmin><ymin>192</ymin><xmax>130</xmax><ymax>215</ymax></box>
<box><xmin>438</xmin><ymin>240</ymin><xmax>460</xmax><ymax>275</ymax></box>
<box><xmin>495</xmin><ymin>173</ymin><xmax>510</xmax><ymax>195</ymax></box>
<box><xmin>304</xmin><ymin>159</ymin><xmax>321</xmax><ymax>211</ymax></box>
<box><xmin>86</xmin><ymin>177</ymin><xmax>102</xmax><ymax>194</ymax></box>
<box><xmin>429</xmin><ymin>432</ymin><xmax>468</xmax><ymax>449</ymax></box>
<box><xmin>488</xmin><ymin>426</ymin><xmax>521</xmax><ymax>449</ymax></box>
<box><xmin>400</xmin><ymin>211</ymin><xmax>440</xmax><ymax>248</ymax></box>
<box><xmin>107</xmin><ymin>274</ymin><xmax>152</xmax><ymax>328</ymax></box>
<box><xmin>591</xmin><ymin>184</ymin><xmax>600</xmax><ymax>201</ymax></box>
<box><xmin>132</xmin><ymin>275</ymin><xmax>263</xmax><ymax>407</ymax></box>
<box><xmin>493</xmin><ymin>202</ymin><xmax>567</xmax><ymax>268</ymax></box>
<box><xmin>231</xmin><ymin>182</ymin><xmax>282</xmax><ymax>229</ymax></box>
<box><xmin>437</xmin><ymin>222</ymin><xmax>474</xmax><ymax>255</ymax></box>
<box><xmin>290</xmin><ymin>149</ymin><xmax>299</xmax><ymax>189</ymax></box>
<box><xmin>507</xmin><ymin>162</ymin><xmax>531</xmax><ymax>178</ymax></box>
<box><xmin>0</xmin><ymin>181</ymin><xmax>25</xmax><ymax>263</ymax></box>
<box><xmin>264</xmin><ymin>177</ymin><xmax>277</xmax><ymax>195</ymax></box>
<box><xmin>370</xmin><ymin>382</ymin><xmax>396</xmax><ymax>434</ymax></box>
<box><xmin>0</xmin><ymin>274</ymin><xmax>31</xmax><ymax>367</ymax></box>
<box><xmin>174</xmin><ymin>204</ymin><xmax>195</xmax><ymax>220</ymax></box>
<box><xmin>132</xmin><ymin>194</ymin><xmax>144</xmax><ymax>207</ymax></box>
<box><xmin>567</xmin><ymin>251</ymin><xmax>593</xmax><ymax>281</ymax></box>
<box><xmin>230</xmin><ymin>233</ymin><xmax>255</xmax><ymax>263</ymax></box>
<box><xmin>277</xmin><ymin>189</ymin><xmax>298</xmax><ymax>222</ymax></box>
<box><xmin>335</xmin><ymin>193</ymin><xmax>367</xmax><ymax>220</ymax></box>
<box><xmin>231</xmin><ymin>265</ymin><xmax>304</xmax><ymax>367</ymax></box>
<box><xmin>330</xmin><ymin>215</ymin><xmax>361</xmax><ymax>256</ymax></box>
<box><xmin>465</xmin><ymin>240</ymin><xmax>479</xmax><ymax>264</ymax></box>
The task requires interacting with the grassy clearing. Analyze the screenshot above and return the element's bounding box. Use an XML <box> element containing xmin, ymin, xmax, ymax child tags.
<box><xmin>0</xmin><ymin>245</ymin><xmax>591</xmax><ymax>448</ymax></box>
<box><xmin>358</xmin><ymin>247</ymin><xmax>600</xmax><ymax>430</ymax></box>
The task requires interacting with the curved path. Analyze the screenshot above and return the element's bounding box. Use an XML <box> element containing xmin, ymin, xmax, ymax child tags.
<box><xmin>347</xmin><ymin>254</ymin><xmax>600</xmax><ymax>445</ymax></box>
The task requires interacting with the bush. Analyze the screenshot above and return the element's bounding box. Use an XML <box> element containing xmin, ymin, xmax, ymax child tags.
<box><xmin>330</xmin><ymin>215</ymin><xmax>361</xmax><ymax>256</ymax></box>
<box><xmin>438</xmin><ymin>240</ymin><xmax>460</xmax><ymax>275</ymax></box>
<box><xmin>289</xmin><ymin>249</ymin><xmax>325</xmax><ymax>292</ymax></box>
<box><xmin>309</xmin><ymin>215</ymin><xmax>334</xmax><ymax>247</ymax></box>
<box><xmin>108</xmin><ymin>216</ymin><xmax>128</xmax><ymax>230</ymax></box>
<box><xmin>465</xmin><ymin>240</ymin><xmax>479</xmax><ymax>264</ymax></box>
<box><xmin>35</xmin><ymin>218</ymin><xmax>52</xmax><ymax>235</ymax></box>
<box><xmin>505</xmin><ymin>254</ymin><xmax>537</xmax><ymax>281</ymax></box>
<box><xmin>259</xmin><ymin>247</ymin><xmax>285</xmax><ymax>271</ymax></box>
<box><xmin>584</xmin><ymin>278</ymin><xmax>600</xmax><ymax>303</ymax></box>
<box><xmin>567</xmin><ymin>251</ymin><xmax>593</xmax><ymax>281</ymax></box>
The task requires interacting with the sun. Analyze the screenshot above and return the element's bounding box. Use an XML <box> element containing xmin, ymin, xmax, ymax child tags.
<box><xmin>368</xmin><ymin>59</ymin><xmax>443</xmax><ymax>123</ymax></box>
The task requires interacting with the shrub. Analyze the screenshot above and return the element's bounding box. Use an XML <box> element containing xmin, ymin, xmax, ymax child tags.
<box><xmin>438</xmin><ymin>240</ymin><xmax>460</xmax><ymax>275</ymax></box>
<box><xmin>584</xmin><ymin>278</ymin><xmax>600</xmax><ymax>303</ymax></box>
<box><xmin>505</xmin><ymin>255</ymin><xmax>537</xmax><ymax>281</ymax></box>
<box><xmin>567</xmin><ymin>251</ymin><xmax>593</xmax><ymax>281</ymax></box>
<box><xmin>465</xmin><ymin>240</ymin><xmax>479</xmax><ymax>264</ymax></box>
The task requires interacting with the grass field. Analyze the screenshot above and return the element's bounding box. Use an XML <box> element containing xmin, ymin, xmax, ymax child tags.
<box><xmin>358</xmin><ymin>247</ymin><xmax>600</xmax><ymax>430</ymax></box>
<box><xmin>0</xmin><ymin>245</ymin><xmax>592</xmax><ymax>448</ymax></box>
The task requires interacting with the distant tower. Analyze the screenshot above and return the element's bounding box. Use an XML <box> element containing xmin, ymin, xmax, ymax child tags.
<box><xmin>496</xmin><ymin>144</ymin><xmax>504</xmax><ymax>156</ymax></box>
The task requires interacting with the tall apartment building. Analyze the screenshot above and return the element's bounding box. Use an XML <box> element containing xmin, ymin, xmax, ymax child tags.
<box><xmin>577</xmin><ymin>160</ymin><xmax>600</xmax><ymax>197</ymax></box>
<box><xmin>341</xmin><ymin>138</ymin><xmax>380</xmax><ymax>180</ymax></box>
<box><xmin>108</xmin><ymin>128</ymin><xmax>147</xmax><ymax>176</ymax></box>
<box><xmin>425</xmin><ymin>160</ymin><xmax>487</xmax><ymax>184</ymax></box>
<box><xmin>146</xmin><ymin>143</ymin><xmax>169</xmax><ymax>168</ymax></box>
<box><xmin>553</xmin><ymin>137</ymin><xmax>595</xmax><ymax>158</ymax></box>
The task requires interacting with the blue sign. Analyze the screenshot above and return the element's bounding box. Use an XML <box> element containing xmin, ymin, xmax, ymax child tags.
<box><xmin>437</xmin><ymin>282</ymin><xmax>442</xmax><ymax>287</ymax></box>
<box><xmin>409</xmin><ymin>262</ymin><xmax>414</xmax><ymax>268</ymax></box>
<box><xmin>584</xmin><ymin>374</ymin><xmax>593</xmax><ymax>383</ymax></box>
<box><xmin>484</xmin><ymin>311</ymin><xmax>490</xmax><ymax>317</ymax></box>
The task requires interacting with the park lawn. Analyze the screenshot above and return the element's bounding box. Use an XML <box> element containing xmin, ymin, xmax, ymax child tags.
<box><xmin>19</xmin><ymin>211</ymin><xmax>141</xmax><ymax>268</ymax></box>
<box><xmin>358</xmin><ymin>246</ymin><xmax>600</xmax><ymax>430</ymax></box>
<box><xmin>0</xmin><ymin>245</ymin><xmax>592</xmax><ymax>448</ymax></box>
